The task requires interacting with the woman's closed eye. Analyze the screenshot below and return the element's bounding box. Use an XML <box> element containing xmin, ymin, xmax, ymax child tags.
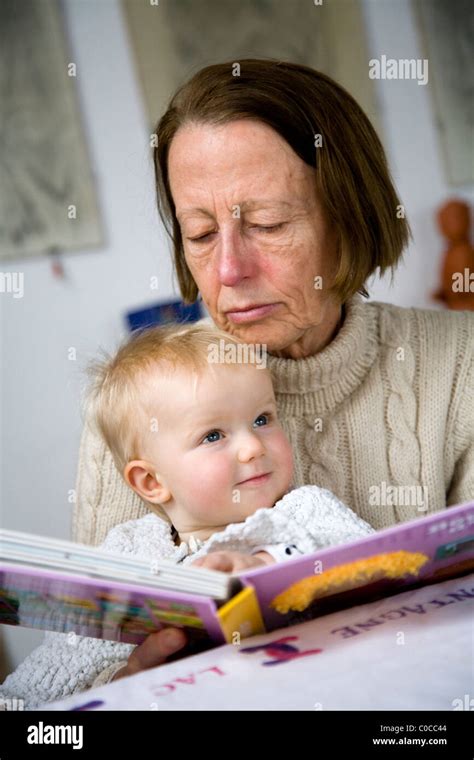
<box><xmin>187</xmin><ymin>232</ymin><xmax>215</xmax><ymax>243</ymax></box>
<box><xmin>200</xmin><ymin>412</ymin><xmax>273</xmax><ymax>445</ymax></box>
<box><xmin>250</xmin><ymin>223</ymin><xmax>285</xmax><ymax>233</ymax></box>
<box><xmin>188</xmin><ymin>224</ymin><xmax>285</xmax><ymax>243</ymax></box>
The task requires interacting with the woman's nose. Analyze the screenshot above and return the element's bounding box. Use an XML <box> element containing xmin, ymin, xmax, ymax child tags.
<box><xmin>217</xmin><ymin>229</ymin><xmax>255</xmax><ymax>287</ymax></box>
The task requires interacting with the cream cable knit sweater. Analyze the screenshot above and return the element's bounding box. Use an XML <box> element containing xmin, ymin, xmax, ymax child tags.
<box><xmin>73</xmin><ymin>294</ymin><xmax>473</xmax><ymax>547</ymax></box>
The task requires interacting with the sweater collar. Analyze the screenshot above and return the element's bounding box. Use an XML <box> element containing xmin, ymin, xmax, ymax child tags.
<box><xmin>265</xmin><ymin>294</ymin><xmax>379</xmax><ymax>409</ymax></box>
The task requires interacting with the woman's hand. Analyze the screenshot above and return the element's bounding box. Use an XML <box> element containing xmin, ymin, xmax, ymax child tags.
<box><xmin>112</xmin><ymin>627</ymin><xmax>188</xmax><ymax>681</ymax></box>
<box><xmin>191</xmin><ymin>550</ymin><xmax>275</xmax><ymax>573</ymax></box>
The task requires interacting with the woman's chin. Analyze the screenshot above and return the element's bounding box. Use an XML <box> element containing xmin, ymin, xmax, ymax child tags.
<box><xmin>223</xmin><ymin>322</ymin><xmax>287</xmax><ymax>351</ymax></box>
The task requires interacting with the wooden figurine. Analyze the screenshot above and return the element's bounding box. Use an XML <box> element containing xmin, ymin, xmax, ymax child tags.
<box><xmin>432</xmin><ymin>199</ymin><xmax>474</xmax><ymax>311</ymax></box>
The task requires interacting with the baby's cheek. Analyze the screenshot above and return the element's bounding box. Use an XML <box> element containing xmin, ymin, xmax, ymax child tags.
<box><xmin>185</xmin><ymin>456</ymin><xmax>233</xmax><ymax>516</ymax></box>
<box><xmin>273</xmin><ymin>430</ymin><xmax>294</xmax><ymax>477</ymax></box>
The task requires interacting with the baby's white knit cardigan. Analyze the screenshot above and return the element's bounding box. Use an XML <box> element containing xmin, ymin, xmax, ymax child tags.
<box><xmin>0</xmin><ymin>486</ymin><xmax>373</xmax><ymax>709</ymax></box>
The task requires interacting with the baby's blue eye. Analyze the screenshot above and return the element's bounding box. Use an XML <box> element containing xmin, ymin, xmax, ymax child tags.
<box><xmin>202</xmin><ymin>430</ymin><xmax>222</xmax><ymax>444</ymax></box>
<box><xmin>200</xmin><ymin>413</ymin><xmax>272</xmax><ymax>444</ymax></box>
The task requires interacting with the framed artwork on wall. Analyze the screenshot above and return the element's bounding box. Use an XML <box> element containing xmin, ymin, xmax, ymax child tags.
<box><xmin>122</xmin><ymin>0</ymin><xmax>381</xmax><ymax>138</ymax></box>
<box><xmin>0</xmin><ymin>0</ymin><xmax>103</xmax><ymax>261</ymax></box>
<box><xmin>415</xmin><ymin>0</ymin><xmax>474</xmax><ymax>187</ymax></box>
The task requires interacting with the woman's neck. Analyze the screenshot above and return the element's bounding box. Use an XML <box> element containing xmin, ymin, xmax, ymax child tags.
<box><xmin>270</xmin><ymin>303</ymin><xmax>345</xmax><ymax>360</ymax></box>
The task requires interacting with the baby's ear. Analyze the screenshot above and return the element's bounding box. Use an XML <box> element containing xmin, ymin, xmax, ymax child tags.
<box><xmin>123</xmin><ymin>461</ymin><xmax>172</xmax><ymax>504</ymax></box>
<box><xmin>122</xmin><ymin>459</ymin><xmax>147</xmax><ymax>490</ymax></box>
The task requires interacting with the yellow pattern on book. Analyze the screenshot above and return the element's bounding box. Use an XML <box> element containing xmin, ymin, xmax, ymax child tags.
<box><xmin>217</xmin><ymin>586</ymin><xmax>266</xmax><ymax>643</ymax></box>
<box><xmin>271</xmin><ymin>551</ymin><xmax>429</xmax><ymax>614</ymax></box>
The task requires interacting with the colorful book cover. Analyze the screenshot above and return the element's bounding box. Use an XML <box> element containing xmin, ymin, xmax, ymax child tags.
<box><xmin>236</xmin><ymin>501</ymin><xmax>474</xmax><ymax>631</ymax></box>
<box><xmin>1</xmin><ymin>501</ymin><xmax>473</xmax><ymax>650</ymax></box>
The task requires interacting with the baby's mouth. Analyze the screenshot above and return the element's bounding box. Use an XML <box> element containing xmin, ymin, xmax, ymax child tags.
<box><xmin>236</xmin><ymin>472</ymin><xmax>272</xmax><ymax>486</ymax></box>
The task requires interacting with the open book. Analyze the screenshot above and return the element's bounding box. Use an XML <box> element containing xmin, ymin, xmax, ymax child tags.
<box><xmin>1</xmin><ymin>501</ymin><xmax>473</xmax><ymax>651</ymax></box>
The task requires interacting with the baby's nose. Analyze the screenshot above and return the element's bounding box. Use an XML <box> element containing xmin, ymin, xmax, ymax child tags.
<box><xmin>236</xmin><ymin>432</ymin><xmax>266</xmax><ymax>461</ymax></box>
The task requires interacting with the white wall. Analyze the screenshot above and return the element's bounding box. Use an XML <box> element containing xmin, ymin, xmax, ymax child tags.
<box><xmin>362</xmin><ymin>0</ymin><xmax>473</xmax><ymax>306</ymax></box>
<box><xmin>1</xmin><ymin>0</ymin><xmax>472</xmax><ymax>670</ymax></box>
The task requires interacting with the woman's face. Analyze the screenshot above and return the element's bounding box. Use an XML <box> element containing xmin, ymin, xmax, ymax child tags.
<box><xmin>168</xmin><ymin>119</ymin><xmax>341</xmax><ymax>357</ymax></box>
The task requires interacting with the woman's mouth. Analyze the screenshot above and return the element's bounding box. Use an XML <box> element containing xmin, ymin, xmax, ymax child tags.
<box><xmin>226</xmin><ymin>303</ymin><xmax>280</xmax><ymax>323</ymax></box>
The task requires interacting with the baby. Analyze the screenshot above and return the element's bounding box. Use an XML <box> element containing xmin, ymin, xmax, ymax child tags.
<box><xmin>0</xmin><ymin>321</ymin><xmax>374</xmax><ymax>709</ymax></box>
<box><xmin>88</xmin><ymin>321</ymin><xmax>374</xmax><ymax>573</ymax></box>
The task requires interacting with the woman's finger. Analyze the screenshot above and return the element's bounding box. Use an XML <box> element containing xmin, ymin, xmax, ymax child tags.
<box><xmin>128</xmin><ymin>627</ymin><xmax>187</xmax><ymax>674</ymax></box>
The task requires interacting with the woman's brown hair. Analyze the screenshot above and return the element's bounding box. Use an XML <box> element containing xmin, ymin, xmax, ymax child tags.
<box><xmin>153</xmin><ymin>58</ymin><xmax>411</xmax><ymax>304</ymax></box>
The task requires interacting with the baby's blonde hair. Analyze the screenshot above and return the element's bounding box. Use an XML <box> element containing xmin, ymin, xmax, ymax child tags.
<box><xmin>85</xmin><ymin>321</ymin><xmax>267</xmax><ymax>518</ymax></box>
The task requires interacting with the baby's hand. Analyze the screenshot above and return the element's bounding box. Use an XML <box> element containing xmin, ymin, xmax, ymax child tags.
<box><xmin>191</xmin><ymin>550</ymin><xmax>275</xmax><ymax>574</ymax></box>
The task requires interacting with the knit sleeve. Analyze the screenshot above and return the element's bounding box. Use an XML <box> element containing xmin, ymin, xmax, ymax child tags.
<box><xmin>447</xmin><ymin>339</ymin><xmax>474</xmax><ymax>507</ymax></box>
<box><xmin>0</xmin><ymin>631</ymin><xmax>134</xmax><ymax>710</ymax></box>
<box><xmin>185</xmin><ymin>486</ymin><xmax>375</xmax><ymax>562</ymax></box>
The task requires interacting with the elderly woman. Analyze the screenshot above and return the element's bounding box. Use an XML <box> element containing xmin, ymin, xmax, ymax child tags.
<box><xmin>2</xmin><ymin>59</ymin><xmax>472</xmax><ymax>707</ymax></box>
